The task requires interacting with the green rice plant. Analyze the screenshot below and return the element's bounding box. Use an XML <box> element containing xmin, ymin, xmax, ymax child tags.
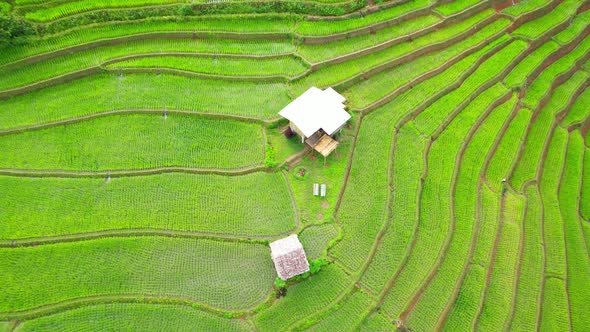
<box><xmin>582</xmin><ymin>148</ymin><xmax>590</xmax><ymax>220</ymax></box>
<box><xmin>509</xmin><ymin>185</ymin><xmax>544</xmax><ymax>331</ymax></box>
<box><xmin>329</xmin><ymin>103</ymin><xmax>393</xmax><ymax>272</ymax></box>
<box><xmin>0</xmin><ymin>74</ymin><xmax>290</xmax><ymax>129</ymax></box>
<box><xmin>442</xmin><ymin>264</ymin><xmax>486</xmax><ymax>331</ymax></box>
<box><xmin>106</xmin><ymin>55</ymin><xmax>308</xmax><ymax>78</ymax></box>
<box><xmin>404</xmin><ymin>90</ymin><xmax>514</xmax><ymax>332</ymax></box>
<box><xmin>0</xmin><ymin>38</ymin><xmax>296</xmax><ymax>90</ymax></box>
<box><xmin>359</xmin><ymin>312</ymin><xmax>394</xmax><ymax>331</ymax></box>
<box><xmin>504</xmin><ymin>41</ymin><xmax>560</xmax><ymax>89</ymax></box>
<box><xmin>381</xmin><ymin>83</ymin><xmax>508</xmax><ymax>319</ymax></box>
<box><xmin>561</xmin><ymin>86</ymin><xmax>590</xmax><ymax>128</ymax></box>
<box><xmin>511</xmin><ymin>0</ymin><xmax>581</xmax><ymax>40</ymax></box>
<box><xmin>0</xmin><ymin>237</ymin><xmax>275</xmax><ymax>311</ymax></box>
<box><xmin>16</xmin><ymin>303</ymin><xmax>252</xmax><ymax>332</ymax></box>
<box><xmin>540</xmin><ymin>278</ymin><xmax>571</xmax><ymax>331</ymax></box>
<box><xmin>254</xmin><ymin>265</ymin><xmax>351</xmax><ymax>331</ymax></box>
<box><xmin>0</xmin><ymin>114</ymin><xmax>264</xmax><ymax>170</ymax></box>
<box><xmin>476</xmin><ymin>193</ymin><xmax>524</xmax><ymax>331</ymax></box>
<box><xmin>442</xmin><ymin>186</ymin><xmax>501</xmax><ymax>330</ymax></box>
<box><xmin>554</xmin><ymin>10</ymin><xmax>590</xmax><ymax>45</ymax></box>
<box><xmin>301</xmin><ymin>10</ymin><xmax>493</xmax><ymax>63</ymax></box>
<box><xmin>343</xmin><ymin>22</ymin><xmax>511</xmax><ymax>109</ymax></box>
<box><xmin>539</xmin><ymin>127</ymin><xmax>568</xmax><ymax>279</ymax></box>
<box><xmin>485</xmin><ymin>108</ymin><xmax>532</xmax><ymax>192</ymax></box>
<box><xmin>24</xmin><ymin>0</ymin><xmax>194</xmax><ymax>22</ymax></box>
<box><xmin>0</xmin><ymin>16</ymin><xmax>297</xmax><ymax>65</ymax></box>
<box><xmin>0</xmin><ymin>172</ymin><xmax>296</xmax><ymax>239</ymax></box>
<box><xmin>523</xmin><ymin>35</ymin><xmax>590</xmax><ymax>109</ymax></box>
<box><xmin>304</xmin><ymin>290</ymin><xmax>373</xmax><ymax>331</ymax></box>
<box><xmin>414</xmin><ymin>40</ymin><xmax>527</xmax><ymax>136</ymax></box>
<box><xmin>295</xmin><ymin>0</ymin><xmax>431</xmax><ymax>36</ymax></box>
<box><xmin>502</xmin><ymin>0</ymin><xmax>551</xmax><ymax>17</ymax></box>
<box><xmin>358</xmin><ymin>123</ymin><xmax>426</xmax><ymax>294</ymax></box>
<box><xmin>434</xmin><ymin>0</ymin><xmax>482</xmax><ymax>17</ymax></box>
<box><xmin>291</xmin><ymin>10</ymin><xmax>499</xmax><ymax>94</ymax></box>
<box><xmin>512</xmin><ymin>71</ymin><xmax>588</xmax><ymax>191</ymax></box>
<box><xmin>299</xmin><ymin>224</ymin><xmax>340</xmax><ymax>259</ymax></box>
<box><xmin>559</xmin><ymin>131</ymin><xmax>590</xmax><ymax>332</ymax></box>
<box><xmin>330</xmin><ymin>43</ymin><xmax>507</xmax><ymax>273</ymax></box>
<box><xmin>297</xmin><ymin>15</ymin><xmax>441</xmax><ymax>62</ymax></box>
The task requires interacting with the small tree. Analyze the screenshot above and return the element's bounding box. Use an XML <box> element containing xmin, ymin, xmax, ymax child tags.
<box><xmin>0</xmin><ymin>14</ymin><xmax>35</xmax><ymax>49</ymax></box>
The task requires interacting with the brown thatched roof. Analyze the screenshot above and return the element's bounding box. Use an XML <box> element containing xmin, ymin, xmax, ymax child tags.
<box><xmin>269</xmin><ymin>234</ymin><xmax>310</xmax><ymax>281</ymax></box>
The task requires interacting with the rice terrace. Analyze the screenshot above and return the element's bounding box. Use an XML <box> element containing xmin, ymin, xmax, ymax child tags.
<box><xmin>1</xmin><ymin>0</ymin><xmax>590</xmax><ymax>330</ymax></box>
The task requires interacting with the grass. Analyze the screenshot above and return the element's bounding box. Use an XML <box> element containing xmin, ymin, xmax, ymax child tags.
<box><xmin>0</xmin><ymin>114</ymin><xmax>265</xmax><ymax>170</ymax></box>
<box><xmin>0</xmin><ymin>237</ymin><xmax>275</xmax><ymax>311</ymax></box>
<box><xmin>0</xmin><ymin>73</ymin><xmax>291</xmax><ymax>129</ymax></box>
<box><xmin>16</xmin><ymin>303</ymin><xmax>252</xmax><ymax>332</ymax></box>
<box><xmin>0</xmin><ymin>172</ymin><xmax>297</xmax><ymax>239</ymax></box>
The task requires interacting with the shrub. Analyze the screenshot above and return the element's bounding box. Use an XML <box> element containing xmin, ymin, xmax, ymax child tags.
<box><xmin>0</xmin><ymin>13</ymin><xmax>35</xmax><ymax>49</ymax></box>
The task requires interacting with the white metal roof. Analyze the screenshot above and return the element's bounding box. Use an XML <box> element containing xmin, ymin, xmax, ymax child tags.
<box><xmin>278</xmin><ymin>87</ymin><xmax>350</xmax><ymax>138</ymax></box>
<box><xmin>270</xmin><ymin>234</ymin><xmax>304</xmax><ymax>258</ymax></box>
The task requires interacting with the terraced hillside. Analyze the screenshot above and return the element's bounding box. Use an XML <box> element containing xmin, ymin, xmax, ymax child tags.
<box><xmin>1</xmin><ymin>0</ymin><xmax>590</xmax><ymax>330</ymax></box>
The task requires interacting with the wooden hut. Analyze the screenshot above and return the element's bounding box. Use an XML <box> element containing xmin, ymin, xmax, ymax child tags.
<box><xmin>278</xmin><ymin>87</ymin><xmax>350</xmax><ymax>157</ymax></box>
<box><xmin>269</xmin><ymin>234</ymin><xmax>310</xmax><ymax>281</ymax></box>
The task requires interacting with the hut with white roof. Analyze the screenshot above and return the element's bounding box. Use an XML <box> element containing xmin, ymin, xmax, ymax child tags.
<box><xmin>279</xmin><ymin>87</ymin><xmax>350</xmax><ymax>157</ymax></box>
<box><xmin>269</xmin><ymin>234</ymin><xmax>310</xmax><ymax>281</ymax></box>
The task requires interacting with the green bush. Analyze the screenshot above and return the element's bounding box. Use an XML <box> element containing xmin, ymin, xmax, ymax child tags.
<box><xmin>0</xmin><ymin>13</ymin><xmax>34</xmax><ymax>49</ymax></box>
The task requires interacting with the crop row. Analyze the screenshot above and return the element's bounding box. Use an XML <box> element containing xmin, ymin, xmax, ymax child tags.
<box><xmin>0</xmin><ymin>237</ymin><xmax>275</xmax><ymax>312</ymax></box>
<box><xmin>562</xmin><ymin>86</ymin><xmax>590</xmax><ymax>127</ymax></box>
<box><xmin>582</xmin><ymin>148</ymin><xmax>590</xmax><ymax>220</ymax></box>
<box><xmin>0</xmin><ymin>38</ymin><xmax>297</xmax><ymax>92</ymax></box>
<box><xmin>0</xmin><ymin>113</ymin><xmax>265</xmax><ymax>171</ymax></box>
<box><xmin>303</xmin><ymin>290</ymin><xmax>373</xmax><ymax>331</ymax></box>
<box><xmin>254</xmin><ymin>264</ymin><xmax>351</xmax><ymax>331</ymax></box>
<box><xmin>475</xmin><ymin>192</ymin><xmax>524</xmax><ymax>331</ymax></box>
<box><xmin>502</xmin><ymin>0</ymin><xmax>553</xmax><ymax>18</ymax></box>
<box><xmin>509</xmin><ymin>185</ymin><xmax>544</xmax><ymax>331</ymax></box>
<box><xmin>511</xmin><ymin>0</ymin><xmax>581</xmax><ymax>40</ymax></box>
<box><xmin>13</xmin><ymin>303</ymin><xmax>252</xmax><ymax>332</ymax></box>
<box><xmin>358</xmin><ymin>123</ymin><xmax>425</xmax><ymax>294</ymax></box>
<box><xmin>342</xmin><ymin>20</ymin><xmax>511</xmax><ymax>109</ymax></box>
<box><xmin>292</xmin><ymin>9</ymin><xmax>499</xmax><ymax>96</ymax></box>
<box><xmin>554</xmin><ymin>9</ymin><xmax>590</xmax><ymax>45</ymax></box>
<box><xmin>299</xmin><ymin>224</ymin><xmax>340</xmax><ymax>260</ymax></box>
<box><xmin>434</xmin><ymin>0</ymin><xmax>485</xmax><ymax>17</ymax></box>
<box><xmin>380</xmin><ymin>83</ymin><xmax>508</xmax><ymax>319</ymax></box>
<box><xmin>538</xmin><ymin>127</ymin><xmax>570</xmax><ymax>326</ymax></box>
<box><xmin>0</xmin><ymin>74</ymin><xmax>290</xmax><ymax>129</ymax></box>
<box><xmin>329</xmin><ymin>40</ymin><xmax>501</xmax><ymax>273</ymax></box>
<box><xmin>441</xmin><ymin>187</ymin><xmax>499</xmax><ymax>331</ymax></box>
<box><xmin>413</xmin><ymin>40</ymin><xmax>527</xmax><ymax>137</ymax></box>
<box><xmin>559</xmin><ymin>131</ymin><xmax>590</xmax><ymax>332</ymax></box>
<box><xmin>485</xmin><ymin>108</ymin><xmax>533</xmax><ymax>193</ymax></box>
<box><xmin>0</xmin><ymin>172</ymin><xmax>297</xmax><ymax>239</ymax></box>
<box><xmin>523</xmin><ymin>34</ymin><xmax>590</xmax><ymax>110</ymax></box>
<box><xmin>511</xmin><ymin>70</ymin><xmax>588</xmax><ymax>192</ymax></box>
<box><xmin>404</xmin><ymin>91</ymin><xmax>515</xmax><ymax>332</ymax></box>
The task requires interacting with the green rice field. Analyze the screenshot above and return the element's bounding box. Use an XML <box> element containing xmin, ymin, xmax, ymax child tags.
<box><xmin>1</xmin><ymin>0</ymin><xmax>589</xmax><ymax>330</ymax></box>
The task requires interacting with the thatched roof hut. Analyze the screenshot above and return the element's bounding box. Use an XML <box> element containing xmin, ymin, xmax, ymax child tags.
<box><xmin>269</xmin><ymin>234</ymin><xmax>310</xmax><ymax>281</ymax></box>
